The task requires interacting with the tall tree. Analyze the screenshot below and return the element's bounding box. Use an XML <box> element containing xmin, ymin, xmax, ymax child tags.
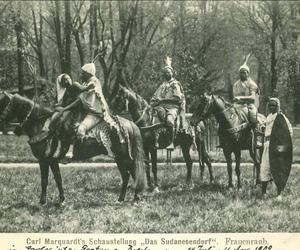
<box><xmin>14</xmin><ymin>10</ymin><xmax>24</xmax><ymax>95</ymax></box>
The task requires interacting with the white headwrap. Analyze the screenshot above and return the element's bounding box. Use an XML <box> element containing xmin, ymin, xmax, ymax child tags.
<box><xmin>81</xmin><ymin>63</ymin><xmax>96</xmax><ymax>76</ymax></box>
<box><xmin>269</xmin><ymin>97</ymin><xmax>280</xmax><ymax>109</ymax></box>
<box><xmin>56</xmin><ymin>74</ymin><xmax>66</xmax><ymax>103</ymax></box>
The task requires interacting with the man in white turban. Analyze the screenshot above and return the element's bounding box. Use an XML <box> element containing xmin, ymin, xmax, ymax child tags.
<box><xmin>260</xmin><ymin>97</ymin><xmax>293</xmax><ymax>200</ymax></box>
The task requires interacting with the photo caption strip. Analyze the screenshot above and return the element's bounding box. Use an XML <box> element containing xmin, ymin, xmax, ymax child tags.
<box><xmin>1</xmin><ymin>233</ymin><xmax>299</xmax><ymax>250</ymax></box>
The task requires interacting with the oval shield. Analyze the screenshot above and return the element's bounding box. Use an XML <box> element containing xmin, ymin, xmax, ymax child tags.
<box><xmin>269</xmin><ymin>113</ymin><xmax>293</xmax><ymax>193</ymax></box>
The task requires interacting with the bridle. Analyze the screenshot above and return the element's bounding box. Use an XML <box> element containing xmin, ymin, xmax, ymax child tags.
<box><xmin>19</xmin><ymin>102</ymin><xmax>35</xmax><ymax>129</ymax></box>
<box><xmin>0</xmin><ymin>98</ymin><xmax>35</xmax><ymax>129</ymax></box>
<box><xmin>134</xmin><ymin>106</ymin><xmax>149</xmax><ymax>125</ymax></box>
<box><xmin>122</xmin><ymin>88</ymin><xmax>151</xmax><ymax>125</ymax></box>
<box><xmin>197</xmin><ymin>95</ymin><xmax>213</xmax><ymax>121</ymax></box>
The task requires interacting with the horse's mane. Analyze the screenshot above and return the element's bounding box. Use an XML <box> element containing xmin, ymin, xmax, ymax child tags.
<box><xmin>213</xmin><ymin>95</ymin><xmax>232</xmax><ymax>108</ymax></box>
<box><xmin>121</xmin><ymin>86</ymin><xmax>150</xmax><ymax>110</ymax></box>
<box><xmin>11</xmin><ymin>94</ymin><xmax>53</xmax><ymax>117</ymax></box>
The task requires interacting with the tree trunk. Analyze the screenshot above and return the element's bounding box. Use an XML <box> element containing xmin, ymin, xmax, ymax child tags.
<box><xmin>15</xmin><ymin>17</ymin><xmax>24</xmax><ymax>96</ymax></box>
<box><xmin>74</xmin><ymin>31</ymin><xmax>85</xmax><ymax>66</ymax></box>
<box><xmin>32</xmin><ymin>8</ymin><xmax>46</xmax><ymax>78</ymax></box>
<box><xmin>54</xmin><ymin>1</ymin><xmax>64</xmax><ymax>73</ymax></box>
<box><xmin>270</xmin><ymin>1</ymin><xmax>279</xmax><ymax>95</ymax></box>
<box><xmin>64</xmin><ymin>0</ymin><xmax>72</xmax><ymax>74</ymax></box>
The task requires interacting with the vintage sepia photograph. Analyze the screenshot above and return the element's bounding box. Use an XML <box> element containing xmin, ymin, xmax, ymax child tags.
<box><xmin>0</xmin><ymin>0</ymin><xmax>299</xmax><ymax>242</ymax></box>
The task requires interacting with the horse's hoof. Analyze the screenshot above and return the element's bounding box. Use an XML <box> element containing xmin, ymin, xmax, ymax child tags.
<box><xmin>59</xmin><ymin>195</ymin><xmax>65</xmax><ymax>203</ymax></box>
<box><xmin>118</xmin><ymin>198</ymin><xmax>124</xmax><ymax>203</ymax></box>
<box><xmin>40</xmin><ymin>199</ymin><xmax>46</xmax><ymax>206</ymax></box>
<box><xmin>147</xmin><ymin>184</ymin><xmax>154</xmax><ymax>192</ymax></box>
<box><xmin>276</xmin><ymin>195</ymin><xmax>283</xmax><ymax>202</ymax></box>
<box><xmin>153</xmin><ymin>187</ymin><xmax>160</xmax><ymax>193</ymax></box>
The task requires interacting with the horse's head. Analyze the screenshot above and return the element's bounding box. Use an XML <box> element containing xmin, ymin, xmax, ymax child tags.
<box><xmin>110</xmin><ymin>85</ymin><xmax>130</xmax><ymax>114</ymax></box>
<box><xmin>0</xmin><ymin>91</ymin><xmax>12</xmax><ymax>113</ymax></box>
<box><xmin>0</xmin><ymin>94</ymin><xmax>34</xmax><ymax>125</ymax></box>
<box><xmin>190</xmin><ymin>93</ymin><xmax>214</xmax><ymax>126</ymax></box>
<box><xmin>0</xmin><ymin>92</ymin><xmax>14</xmax><ymax>124</ymax></box>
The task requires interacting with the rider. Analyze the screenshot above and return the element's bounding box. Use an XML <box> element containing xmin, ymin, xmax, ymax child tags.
<box><xmin>150</xmin><ymin>57</ymin><xmax>185</xmax><ymax>150</ymax></box>
<box><xmin>47</xmin><ymin>73</ymin><xmax>94</xmax><ymax>158</ymax></box>
<box><xmin>57</xmin><ymin>62</ymin><xmax>110</xmax><ymax>161</ymax></box>
<box><xmin>260</xmin><ymin>97</ymin><xmax>293</xmax><ymax>200</ymax></box>
<box><xmin>232</xmin><ymin>59</ymin><xmax>263</xmax><ymax>146</ymax></box>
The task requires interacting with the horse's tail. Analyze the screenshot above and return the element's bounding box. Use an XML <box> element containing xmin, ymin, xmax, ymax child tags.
<box><xmin>130</xmin><ymin>121</ymin><xmax>146</xmax><ymax>193</ymax></box>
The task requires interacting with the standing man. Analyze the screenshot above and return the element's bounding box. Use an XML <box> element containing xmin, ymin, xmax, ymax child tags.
<box><xmin>150</xmin><ymin>57</ymin><xmax>185</xmax><ymax>150</ymax></box>
<box><xmin>260</xmin><ymin>98</ymin><xmax>293</xmax><ymax>200</ymax></box>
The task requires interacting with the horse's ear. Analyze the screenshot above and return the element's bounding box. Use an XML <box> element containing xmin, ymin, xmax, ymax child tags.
<box><xmin>3</xmin><ymin>91</ymin><xmax>13</xmax><ymax>100</ymax></box>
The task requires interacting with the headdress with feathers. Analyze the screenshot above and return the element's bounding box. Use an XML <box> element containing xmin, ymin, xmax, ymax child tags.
<box><xmin>163</xmin><ymin>56</ymin><xmax>174</xmax><ymax>73</ymax></box>
<box><xmin>239</xmin><ymin>53</ymin><xmax>251</xmax><ymax>73</ymax></box>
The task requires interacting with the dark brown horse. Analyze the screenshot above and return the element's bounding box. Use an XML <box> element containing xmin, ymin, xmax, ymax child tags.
<box><xmin>111</xmin><ymin>86</ymin><xmax>213</xmax><ymax>190</ymax></box>
<box><xmin>190</xmin><ymin>94</ymin><xmax>265</xmax><ymax>188</ymax></box>
<box><xmin>0</xmin><ymin>92</ymin><xmax>145</xmax><ymax>204</ymax></box>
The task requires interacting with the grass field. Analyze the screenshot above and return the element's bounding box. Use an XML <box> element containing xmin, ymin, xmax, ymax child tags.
<box><xmin>1</xmin><ymin>130</ymin><xmax>300</xmax><ymax>163</ymax></box>
<box><xmin>0</xmin><ymin>164</ymin><xmax>299</xmax><ymax>233</ymax></box>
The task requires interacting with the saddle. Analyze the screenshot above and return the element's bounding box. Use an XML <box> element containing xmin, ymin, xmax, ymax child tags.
<box><xmin>218</xmin><ymin>105</ymin><xmax>266</xmax><ymax>148</ymax></box>
<box><xmin>141</xmin><ymin>107</ymin><xmax>196</xmax><ymax>149</ymax></box>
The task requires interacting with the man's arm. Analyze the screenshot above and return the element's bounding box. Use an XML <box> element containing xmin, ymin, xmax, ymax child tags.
<box><xmin>234</xmin><ymin>81</ymin><xmax>257</xmax><ymax>104</ymax></box>
<box><xmin>150</xmin><ymin>87</ymin><xmax>161</xmax><ymax>107</ymax></box>
<box><xmin>55</xmin><ymin>98</ymin><xmax>81</xmax><ymax>112</ymax></box>
<box><xmin>73</xmin><ymin>82</ymin><xmax>94</xmax><ymax>92</ymax></box>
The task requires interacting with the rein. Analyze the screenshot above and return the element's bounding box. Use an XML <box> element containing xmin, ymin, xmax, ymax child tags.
<box><xmin>212</xmin><ymin>97</ymin><xmax>249</xmax><ymax>134</ymax></box>
<box><xmin>123</xmin><ymin>88</ymin><xmax>151</xmax><ymax>125</ymax></box>
<box><xmin>19</xmin><ymin>102</ymin><xmax>35</xmax><ymax>129</ymax></box>
<box><xmin>134</xmin><ymin>106</ymin><xmax>149</xmax><ymax>125</ymax></box>
<box><xmin>198</xmin><ymin>95</ymin><xmax>213</xmax><ymax>120</ymax></box>
<box><xmin>0</xmin><ymin>97</ymin><xmax>36</xmax><ymax>129</ymax></box>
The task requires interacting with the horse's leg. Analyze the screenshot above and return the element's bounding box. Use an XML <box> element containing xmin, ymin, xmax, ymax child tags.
<box><xmin>39</xmin><ymin>159</ymin><xmax>50</xmax><ymax>205</ymax></box>
<box><xmin>182</xmin><ymin>143</ymin><xmax>193</xmax><ymax>186</ymax></box>
<box><xmin>145</xmin><ymin>149</ymin><xmax>152</xmax><ymax>189</ymax></box>
<box><xmin>202</xmin><ymin>141</ymin><xmax>214</xmax><ymax>183</ymax></box>
<box><xmin>150</xmin><ymin>149</ymin><xmax>158</xmax><ymax>189</ymax></box>
<box><xmin>234</xmin><ymin>150</ymin><xmax>241</xmax><ymax>189</ymax></box>
<box><xmin>50</xmin><ymin>161</ymin><xmax>65</xmax><ymax>203</ymax></box>
<box><xmin>197</xmin><ymin>139</ymin><xmax>205</xmax><ymax>181</ymax></box>
<box><xmin>116</xmin><ymin>161</ymin><xmax>130</xmax><ymax>202</ymax></box>
<box><xmin>223</xmin><ymin>148</ymin><xmax>233</xmax><ymax>188</ymax></box>
<box><xmin>249</xmin><ymin>147</ymin><xmax>262</xmax><ymax>185</ymax></box>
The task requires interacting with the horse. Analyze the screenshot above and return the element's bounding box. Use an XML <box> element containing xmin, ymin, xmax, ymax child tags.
<box><xmin>110</xmin><ymin>86</ymin><xmax>213</xmax><ymax>190</ymax></box>
<box><xmin>0</xmin><ymin>92</ymin><xmax>146</xmax><ymax>204</ymax></box>
<box><xmin>190</xmin><ymin>94</ymin><xmax>265</xmax><ymax>188</ymax></box>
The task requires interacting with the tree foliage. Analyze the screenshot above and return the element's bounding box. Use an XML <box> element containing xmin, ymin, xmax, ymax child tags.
<box><xmin>0</xmin><ymin>1</ymin><xmax>300</xmax><ymax>122</ymax></box>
